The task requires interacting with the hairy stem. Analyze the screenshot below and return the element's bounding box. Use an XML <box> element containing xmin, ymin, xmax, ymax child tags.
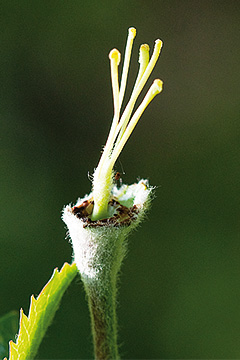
<box><xmin>85</xmin><ymin>277</ymin><xmax>119</xmax><ymax>360</ymax></box>
<box><xmin>73</xmin><ymin>225</ymin><xmax>129</xmax><ymax>360</ymax></box>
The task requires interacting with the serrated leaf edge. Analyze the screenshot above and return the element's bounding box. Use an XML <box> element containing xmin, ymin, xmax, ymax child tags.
<box><xmin>8</xmin><ymin>262</ymin><xmax>78</xmax><ymax>360</ymax></box>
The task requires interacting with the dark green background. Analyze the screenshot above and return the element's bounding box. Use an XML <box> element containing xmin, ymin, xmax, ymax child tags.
<box><xmin>1</xmin><ymin>1</ymin><xmax>240</xmax><ymax>359</ymax></box>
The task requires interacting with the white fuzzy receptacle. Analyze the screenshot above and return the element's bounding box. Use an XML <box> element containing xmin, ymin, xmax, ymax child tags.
<box><xmin>62</xmin><ymin>179</ymin><xmax>153</xmax><ymax>282</ymax></box>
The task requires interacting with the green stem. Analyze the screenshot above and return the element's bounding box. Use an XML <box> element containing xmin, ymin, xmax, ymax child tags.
<box><xmin>85</xmin><ymin>277</ymin><xmax>119</xmax><ymax>360</ymax></box>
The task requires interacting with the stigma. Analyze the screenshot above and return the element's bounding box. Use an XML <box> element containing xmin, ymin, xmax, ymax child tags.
<box><xmin>91</xmin><ymin>27</ymin><xmax>163</xmax><ymax>221</ymax></box>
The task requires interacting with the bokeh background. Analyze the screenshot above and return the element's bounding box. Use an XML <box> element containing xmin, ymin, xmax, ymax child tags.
<box><xmin>1</xmin><ymin>1</ymin><xmax>240</xmax><ymax>359</ymax></box>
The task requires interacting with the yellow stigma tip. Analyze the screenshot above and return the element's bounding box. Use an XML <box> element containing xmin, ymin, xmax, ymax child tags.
<box><xmin>128</xmin><ymin>27</ymin><xmax>136</xmax><ymax>38</ymax></box>
<box><xmin>139</xmin><ymin>44</ymin><xmax>150</xmax><ymax>63</ymax></box>
<box><xmin>155</xmin><ymin>39</ymin><xmax>163</xmax><ymax>48</ymax></box>
<box><xmin>109</xmin><ymin>48</ymin><xmax>121</xmax><ymax>64</ymax></box>
<box><xmin>140</xmin><ymin>44</ymin><xmax>150</xmax><ymax>51</ymax></box>
<box><xmin>153</xmin><ymin>79</ymin><xmax>163</xmax><ymax>93</ymax></box>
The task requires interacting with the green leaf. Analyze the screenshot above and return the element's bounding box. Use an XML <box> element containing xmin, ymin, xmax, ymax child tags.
<box><xmin>0</xmin><ymin>311</ymin><xmax>19</xmax><ymax>359</ymax></box>
<box><xmin>8</xmin><ymin>262</ymin><xmax>78</xmax><ymax>360</ymax></box>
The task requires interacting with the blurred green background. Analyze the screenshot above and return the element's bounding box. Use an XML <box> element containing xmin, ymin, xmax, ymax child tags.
<box><xmin>1</xmin><ymin>1</ymin><xmax>240</xmax><ymax>359</ymax></box>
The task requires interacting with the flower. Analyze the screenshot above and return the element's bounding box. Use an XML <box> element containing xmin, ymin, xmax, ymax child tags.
<box><xmin>62</xmin><ymin>28</ymin><xmax>163</xmax><ymax>359</ymax></box>
<box><xmin>62</xmin><ymin>27</ymin><xmax>163</xmax><ymax>275</ymax></box>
